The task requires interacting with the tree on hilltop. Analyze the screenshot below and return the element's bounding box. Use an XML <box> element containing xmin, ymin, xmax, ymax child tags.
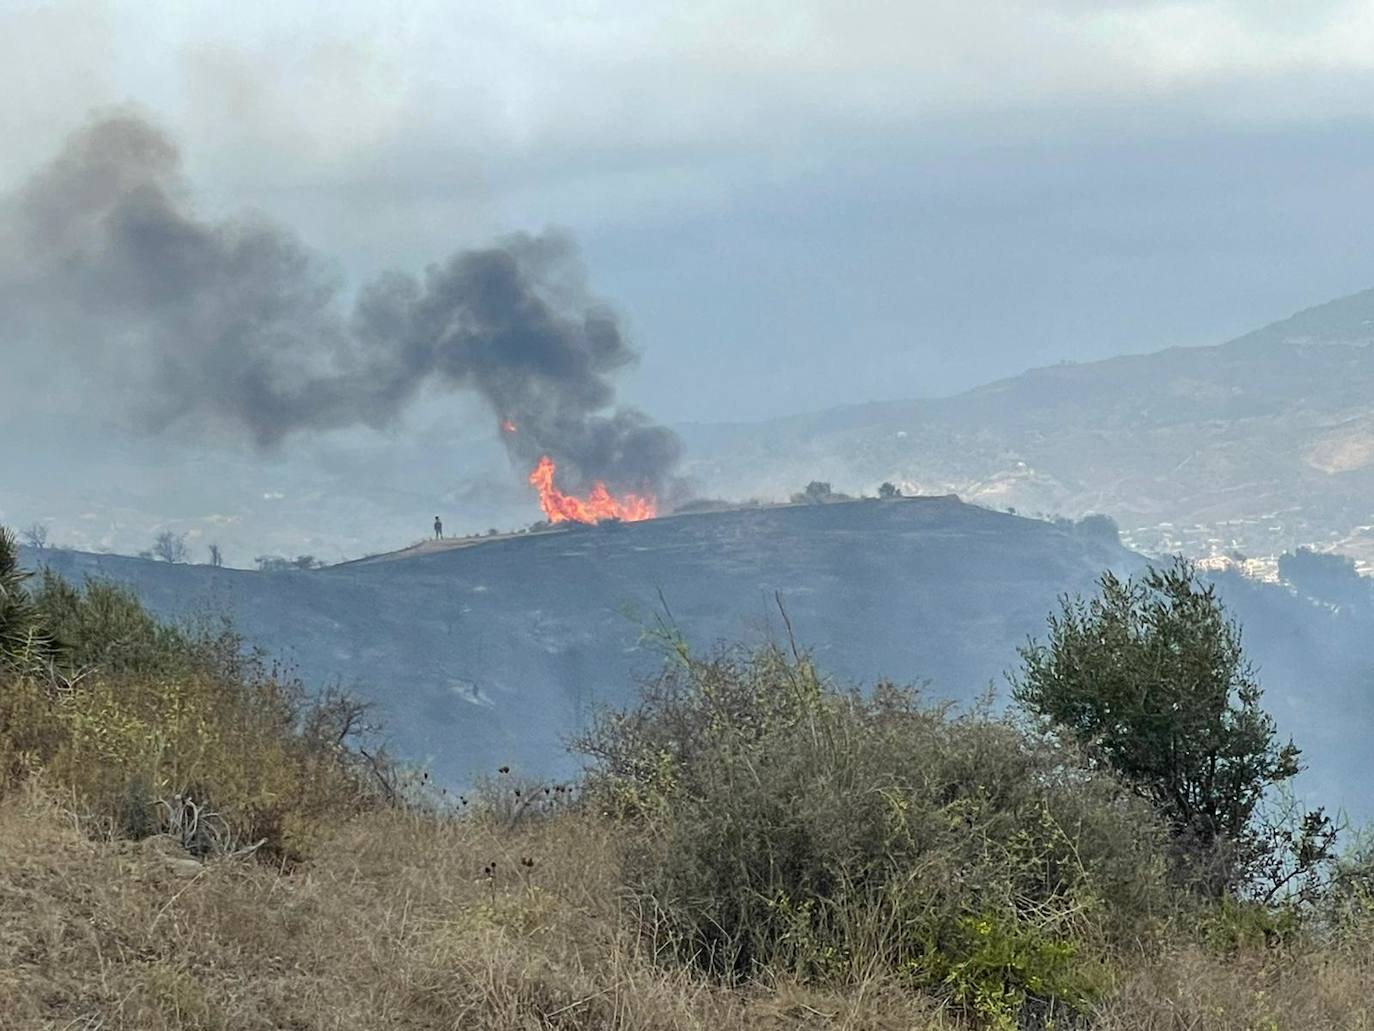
<box><xmin>792</xmin><ymin>481</ymin><xmax>852</xmax><ymax>504</ymax></box>
<box><xmin>151</xmin><ymin>530</ymin><xmax>188</xmax><ymax>564</ymax></box>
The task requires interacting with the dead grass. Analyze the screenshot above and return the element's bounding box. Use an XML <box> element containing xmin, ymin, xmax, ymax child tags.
<box><xmin>0</xmin><ymin>786</ymin><xmax>950</xmax><ymax>1030</ymax></box>
<box><xmin>4</xmin><ymin>784</ymin><xmax>1371</xmax><ymax>1030</ymax></box>
<box><xmin>1096</xmin><ymin>944</ymin><xmax>1374</xmax><ymax>1030</ymax></box>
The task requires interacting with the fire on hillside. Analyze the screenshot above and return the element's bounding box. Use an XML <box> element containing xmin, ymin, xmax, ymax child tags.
<box><xmin>527</xmin><ymin>455</ymin><xmax>657</xmax><ymax>525</ymax></box>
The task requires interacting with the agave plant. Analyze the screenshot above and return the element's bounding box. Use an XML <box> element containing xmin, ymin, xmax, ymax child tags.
<box><xmin>0</xmin><ymin>526</ymin><xmax>51</xmax><ymax>673</ymax></box>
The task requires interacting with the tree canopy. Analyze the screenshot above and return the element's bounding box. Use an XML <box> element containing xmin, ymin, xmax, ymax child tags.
<box><xmin>1013</xmin><ymin>560</ymin><xmax>1304</xmax><ymax>895</ymax></box>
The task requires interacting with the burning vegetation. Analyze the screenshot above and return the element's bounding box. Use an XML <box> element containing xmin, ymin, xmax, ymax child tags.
<box><xmin>527</xmin><ymin>455</ymin><xmax>657</xmax><ymax>524</ymax></box>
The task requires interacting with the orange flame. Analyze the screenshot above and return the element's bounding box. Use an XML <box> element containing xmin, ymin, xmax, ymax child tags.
<box><xmin>527</xmin><ymin>455</ymin><xmax>657</xmax><ymax>524</ymax></box>
<box><xmin>501</xmin><ymin>419</ymin><xmax>517</xmax><ymax>433</ymax></box>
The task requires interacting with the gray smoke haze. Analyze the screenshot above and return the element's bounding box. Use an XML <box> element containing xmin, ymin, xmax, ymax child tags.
<box><xmin>0</xmin><ymin>111</ymin><xmax>682</xmax><ymax>495</ymax></box>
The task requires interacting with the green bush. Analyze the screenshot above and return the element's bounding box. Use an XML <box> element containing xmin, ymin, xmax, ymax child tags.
<box><xmin>1318</xmin><ymin>835</ymin><xmax>1374</xmax><ymax>947</ymax></box>
<box><xmin>1013</xmin><ymin>560</ymin><xmax>1322</xmax><ymax>899</ymax></box>
<box><xmin>27</xmin><ymin>664</ymin><xmax>370</xmax><ymax>861</ymax></box>
<box><xmin>0</xmin><ymin>537</ymin><xmax>384</xmax><ymax>863</ymax></box>
<box><xmin>0</xmin><ymin>527</ymin><xmax>53</xmax><ymax>673</ymax></box>
<box><xmin>577</xmin><ymin>642</ymin><xmax>1172</xmax><ymax>1026</ymax></box>
<box><xmin>1198</xmin><ymin>895</ymin><xmax>1304</xmax><ymax>953</ymax></box>
<box><xmin>32</xmin><ymin>568</ymin><xmax>247</xmax><ymax>680</ymax></box>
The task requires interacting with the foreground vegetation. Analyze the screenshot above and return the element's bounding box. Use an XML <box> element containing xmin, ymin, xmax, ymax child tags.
<box><xmin>2</xmin><ymin>527</ymin><xmax>1372</xmax><ymax>1028</ymax></box>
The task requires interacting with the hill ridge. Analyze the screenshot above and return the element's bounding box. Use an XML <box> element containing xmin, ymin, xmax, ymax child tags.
<box><xmin>23</xmin><ymin>498</ymin><xmax>1374</xmax><ymax>820</ymax></box>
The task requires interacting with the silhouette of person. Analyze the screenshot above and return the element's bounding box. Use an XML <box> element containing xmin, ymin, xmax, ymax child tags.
<box><xmin>434</xmin><ymin>516</ymin><xmax>443</xmax><ymax>540</ymax></box>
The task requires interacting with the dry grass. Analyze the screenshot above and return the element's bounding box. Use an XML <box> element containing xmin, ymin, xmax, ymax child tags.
<box><xmin>3</xmin><ymin>784</ymin><xmax>1372</xmax><ymax>1029</ymax></box>
<box><xmin>0</xmin><ymin>786</ymin><xmax>951</xmax><ymax>1030</ymax></box>
<box><xmin>1095</xmin><ymin>944</ymin><xmax>1374</xmax><ymax>1030</ymax></box>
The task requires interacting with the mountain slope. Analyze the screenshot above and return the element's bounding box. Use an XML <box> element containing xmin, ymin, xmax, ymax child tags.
<box><xmin>680</xmin><ymin>288</ymin><xmax>1374</xmax><ymax>567</ymax></box>
<box><xmin>25</xmin><ymin>498</ymin><xmax>1373</xmax><ymax>818</ymax></box>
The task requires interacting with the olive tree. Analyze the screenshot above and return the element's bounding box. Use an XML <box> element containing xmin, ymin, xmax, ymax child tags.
<box><xmin>1012</xmin><ymin>560</ymin><xmax>1316</xmax><ymax>896</ymax></box>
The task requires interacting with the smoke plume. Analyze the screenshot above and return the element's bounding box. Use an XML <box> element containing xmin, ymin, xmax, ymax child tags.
<box><xmin>0</xmin><ymin>112</ymin><xmax>682</xmax><ymax>495</ymax></box>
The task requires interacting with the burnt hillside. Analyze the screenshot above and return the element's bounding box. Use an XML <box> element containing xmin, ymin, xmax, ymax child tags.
<box><xmin>25</xmin><ymin>498</ymin><xmax>1372</xmax><ymax>817</ymax></box>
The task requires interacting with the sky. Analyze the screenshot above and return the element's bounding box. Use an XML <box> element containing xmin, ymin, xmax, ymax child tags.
<box><xmin>6</xmin><ymin>0</ymin><xmax>1374</xmax><ymax>423</ymax></box>
<box><xmin>4</xmin><ymin>0</ymin><xmax>1374</xmax><ymax>556</ymax></box>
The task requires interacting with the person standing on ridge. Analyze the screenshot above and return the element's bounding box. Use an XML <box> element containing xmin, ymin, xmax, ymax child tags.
<box><xmin>434</xmin><ymin>515</ymin><xmax>443</xmax><ymax>540</ymax></box>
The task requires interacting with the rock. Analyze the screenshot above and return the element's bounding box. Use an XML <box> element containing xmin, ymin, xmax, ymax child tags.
<box><xmin>165</xmin><ymin>857</ymin><xmax>205</xmax><ymax>879</ymax></box>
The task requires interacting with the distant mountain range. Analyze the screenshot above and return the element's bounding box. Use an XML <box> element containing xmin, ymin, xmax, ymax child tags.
<box><xmin>679</xmin><ymin>287</ymin><xmax>1374</xmax><ymax>570</ymax></box>
<box><xmin>24</xmin><ymin>498</ymin><xmax>1374</xmax><ymax>820</ymax></box>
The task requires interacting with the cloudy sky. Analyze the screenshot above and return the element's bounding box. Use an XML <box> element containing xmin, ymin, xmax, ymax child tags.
<box><xmin>6</xmin><ymin>0</ymin><xmax>1374</xmax><ymax>425</ymax></box>
<box><xmin>6</xmin><ymin>0</ymin><xmax>1374</xmax><ymax>558</ymax></box>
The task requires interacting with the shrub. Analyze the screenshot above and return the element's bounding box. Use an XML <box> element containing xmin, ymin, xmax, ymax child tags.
<box><xmin>32</xmin><ymin>568</ymin><xmax>242</xmax><ymax>678</ymax></box>
<box><xmin>1</xmin><ymin>543</ymin><xmax>384</xmax><ymax>863</ymax></box>
<box><xmin>464</xmin><ymin>768</ymin><xmax>578</xmax><ymax>830</ymax></box>
<box><xmin>0</xmin><ymin>526</ymin><xmax>53</xmax><ymax>673</ymax></box>
<box><xmin>1012</xmin><ymin>560</ymin><xmax>1314</xmax><ymax>897</ymax></box>
<box><xmin>576</xmin><ymin>642</ymin><xmax>1172</xmax><ymax>1026</ymax></box>
<box><xmin>38</xmin><ymin>667</ymin><xmax>368</xmax><ymax>860</ymax></box>
<box><xmin>1</xmin><ymin>662</ymin><xmax>378</xmax><ymax>864</ymax></box>
<box><xmin>1319</xmin><ymin>834</ymin><xmax>1374</xmax><ymax>944</ymax></box>
<box><xmin>791</xmin><ymin>481</ymin><xmax>852</xmax><ymax>504</ymax></box>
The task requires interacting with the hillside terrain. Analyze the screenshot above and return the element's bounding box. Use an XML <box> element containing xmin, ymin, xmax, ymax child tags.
<box><xmin>25</xmin><ymin>498</ymin><xmax>1374</xmax><ymax>819</ymax></box>
<box><xmin>679</xmin><ymin>288</ymin><xmax>1374</xmax><ymax>571</ymax></box>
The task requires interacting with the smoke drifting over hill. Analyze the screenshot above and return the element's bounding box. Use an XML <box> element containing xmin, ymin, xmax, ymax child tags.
<box><xmin>0</xmin><ymin>112</ymin><xmax>681</xmax><ymax>495</ymax></box>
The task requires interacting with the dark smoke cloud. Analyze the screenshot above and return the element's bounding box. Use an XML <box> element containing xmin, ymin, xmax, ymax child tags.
<box><xmin>0</xmin><ymin>111</ymin><xmax>682</xmax><ymax>495</ymax></box>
